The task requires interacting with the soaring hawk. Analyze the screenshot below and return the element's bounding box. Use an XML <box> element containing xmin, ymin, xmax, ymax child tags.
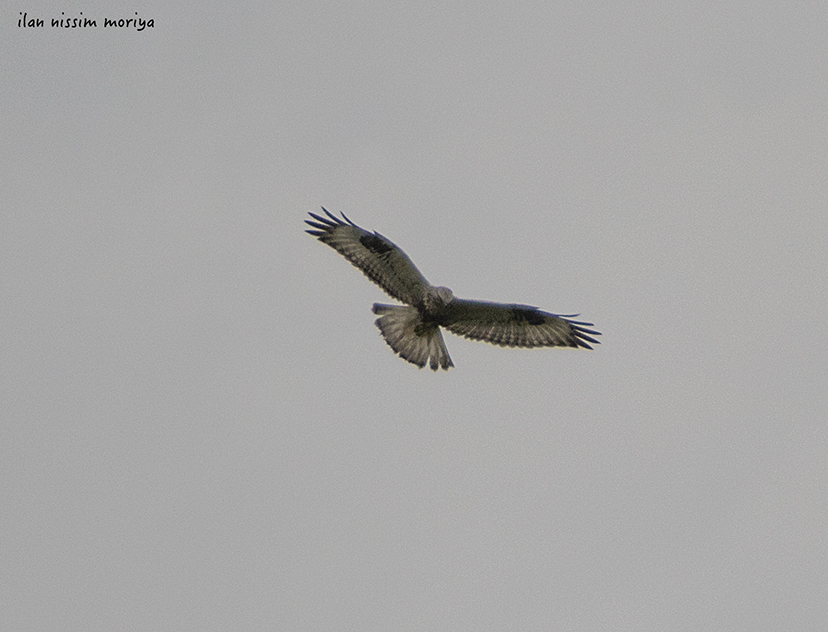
<box><xmin>306</xmin><ymin>208</ymin><xmax>600</xmax><ymax>371</ymax></box>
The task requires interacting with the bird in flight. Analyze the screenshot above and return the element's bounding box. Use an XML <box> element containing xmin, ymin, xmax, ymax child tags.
<box><xmin>306</xmin><ymin>208</ymin><xmax>600</xmax><ymax>371</ymax></box>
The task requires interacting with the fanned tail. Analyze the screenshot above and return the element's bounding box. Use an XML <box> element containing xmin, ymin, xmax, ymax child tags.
<box><xmin>372</xmin><ymin>304</ymin><xmax>454</xmax><ymax>371</ymax></box>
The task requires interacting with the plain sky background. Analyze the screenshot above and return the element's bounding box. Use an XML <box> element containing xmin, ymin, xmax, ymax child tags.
<box><xmin>3</xmin><ymin>1</ymin><xmax>827</xmax><ymax>630</ymax></box>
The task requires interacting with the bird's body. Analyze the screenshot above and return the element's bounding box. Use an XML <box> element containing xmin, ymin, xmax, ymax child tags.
<box><xmin>306</xmin><ymin>208</ymin><xmax>600</xmax><ymax>371</ymax></box>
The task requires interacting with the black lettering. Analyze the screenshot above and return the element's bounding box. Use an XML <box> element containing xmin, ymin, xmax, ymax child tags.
<box><xmin>50</xmin><ymin>12</ymin><xmax>93</xmax><ymax>28</ymax></box>
<box><xmin>103</xmin><ymin>13</ymin><xmax>154</xmax><ymax>29</ymax></box>
<box><xmin>19</xmin><ymin>12</ymin><xmax>46</xmax><ymax>27</ymax></box>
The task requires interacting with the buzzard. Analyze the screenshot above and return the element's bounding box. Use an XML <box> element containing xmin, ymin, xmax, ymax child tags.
<box><xmin>306</xmin><ymin>208</ymin><xmax>600</xmax><ymax>371</ymax></box>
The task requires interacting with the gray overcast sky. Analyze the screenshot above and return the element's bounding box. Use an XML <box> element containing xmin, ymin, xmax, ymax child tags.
<box><xmin>3</xmin><ymin>1</ymin><xmax>827</xmax><ymax>630</ymax></box>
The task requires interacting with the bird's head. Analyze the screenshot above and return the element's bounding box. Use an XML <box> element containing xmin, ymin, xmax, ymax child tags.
<box><xmin>434</xmin><ymin>286</ymin><xmax>454</xmax><ymax>304</ymax></box>
<box><xmin>420</xmin><ymin>285</ymin><xmax>454</xmax><ymax>317</ymax></box>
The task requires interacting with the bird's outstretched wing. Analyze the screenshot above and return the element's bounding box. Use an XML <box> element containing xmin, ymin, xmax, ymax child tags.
<box><xmin>440</xmin><ymin>299</ymin><xmax>601</xmax><ymax>349</ymax></box>
<box><xmin>305</xmin><ymin>208</ymin><xmax>431</xmax><ymax>305</ymax></box>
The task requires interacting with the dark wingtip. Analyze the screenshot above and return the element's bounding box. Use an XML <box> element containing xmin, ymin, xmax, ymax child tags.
<box><xmin>307</xmin><ymin>208</ymin><xmax>349</xmax><ymax>239</ymax></box>
<box><xmin>571</xmin><ymin>324</ymin><xmax>601</xmax><ymax>349</ymax></box>
<box><xmin>558</xmin><ymin>313</ymin><xmax>601</xmax><ymax>350</ymax></box>
<box><xmin>321</xmin><ymin>207</ymin><xmax>340</xmax><ymax>223</ymax></box>
<box><xmin>576</xmin><ymin>335</ymin><xmax>600</xmax><ymax>349</ymax></box>
<box><xmin>340</xmin><ymin>210</ymin><xmax>357</xmax><ymax>226</ymax></box>
<box><xmin>307</xmin><ymin>207</ymin><xmax>359</xmax><ymax>234</ymax></box>
<box><xmin>307</xmin><ymin>211</ymin><xmax>334</xmax><ymax>225</ymax></box>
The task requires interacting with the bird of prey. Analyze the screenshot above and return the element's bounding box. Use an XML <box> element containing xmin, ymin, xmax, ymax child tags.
<box><xmin>305</xmin><ymin>208</ymin><xmax>600</xmax><ymax>371</ymax></box>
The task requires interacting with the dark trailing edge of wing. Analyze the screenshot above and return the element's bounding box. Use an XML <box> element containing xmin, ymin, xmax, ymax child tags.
<box><xmin>304</xmin><ymin>207</ymin><xmax>356</xmax><ymax>236</ymax></box>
